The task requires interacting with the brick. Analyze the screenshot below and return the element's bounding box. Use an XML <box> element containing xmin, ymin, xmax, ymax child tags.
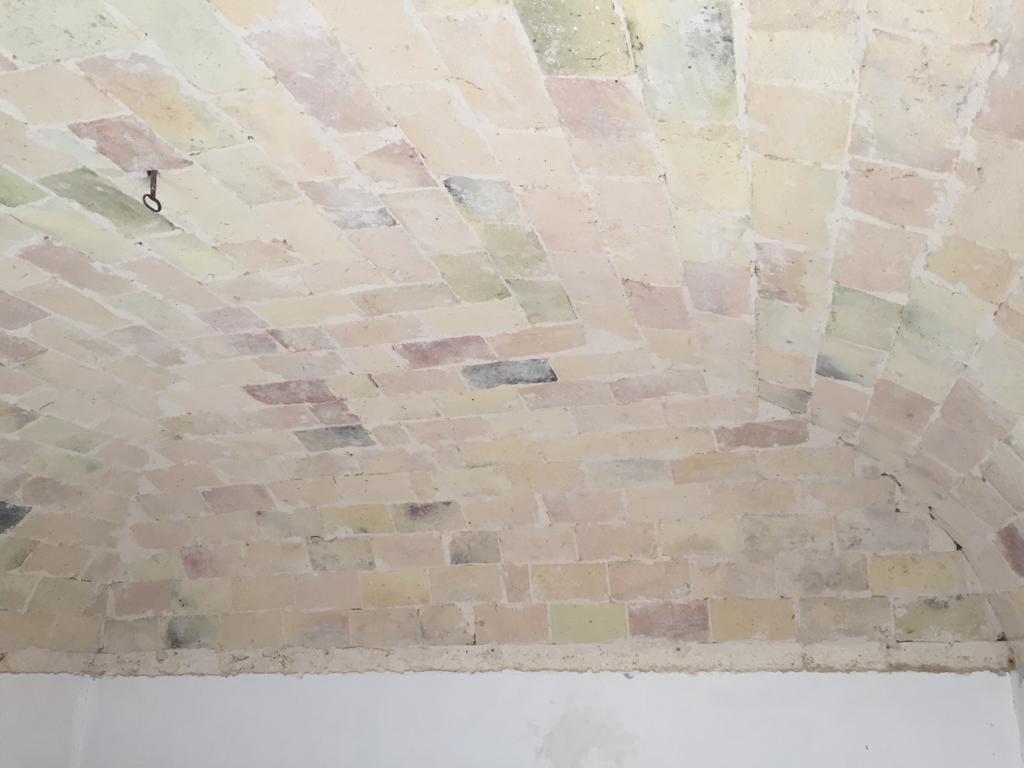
<box><xmin>201</xmin><ymin>484</ymin><xmax>272</xmax><ymax>513</ymax></box>
<box><xmin>710</xmin><ymin>598</ymin><xmax>795</xmax><ymax>641</ymax></box>
<box><xmin>716</xmin><ymin>420</ymin><xmax>809</xmax><ymax>449</ymax></box>
<box><xmin>576</xmin><ymin>523</ymin><xmax>656</xmax><ymax>561</ymax></box>
<box><xmin>531</xmin><ymin>563</ymin><xmax>607</xmax><ymax>601</ymax></box>
<box><xmin>372</xmin><ymin>533</ymin><xmax>445</xmax><ymax>569</ymax></box>
<box><xmin>244</xmin><ymin>379</ymin><xmax>336</xmax><ymax>405</ymax></box>
<box><xmin>361</xmin><ymin>569</ymin><xmax>430</xmax><ymax>607</ymax></box>
<box><xmin>798</xmin><ymin>598</ymin><xmax>891</xmax><ymax>642</ymax></box>
<box><xmin>660</xmin><ymin>516</ymin><xmax>743</xmax><ymax>557</ymax></box>
<box><xmin>448</xmin><ymin>530</ymin><xmax>500</xmax><ymax>565</ymax></box>
<box><xmin>997</xmin><ymin>524</ymin><xmax>1024</xmax><ymax>578</ymax></box>
<box><xmin>869</xmin><ymin>554</ymin><xmax>969</xmax><ymax>595</ymax></box>
<box><xmin>165</xmin><ymin>615</ymin><xmax>216</xmax><ymax>649</ymax></box>
<box><xmin>500</xmin><ymin>527</ymin><xmax>576</xmax><ymax>564</ymax></box>
<box><xmin>294</xmin><ymin>426</ymin><xmax>375</xmax><ymax>452</ymax></box>
<box><xmin>293</xmin><ymin>572</ymin><xmax>360</xmax><ymax>611</ymax></box>
<box><xmin>609</xmin><ymin>562</ymin><xmax>690</xmax><ymax>600</ymax></box>
<box><xmin>430</xmin><ymin>564</ymin><xmax>502</xmax><ymax>602</ymax></box>
<box><xmin>247</xmin><ymin>27</ymin><xmax>386</xmax><ymax>133</ymax></box>
<box><xmin>895</xmin><ymin>596</ymin><xmax>997</xmax><ymax>641</ymax></box>
<box><xmin>777</xmin><ymin>553</ymin><xmax>869</xmax><ymax>595</ymax></box>
<box><xmin>350</xmin><ymin>607</ymin><xmax>419</xmax><ymax>646</ymax></box>
<box><xmin>0</xmin><ymin>501</ymin><xmax>31</xmax><ymax>534</ymax></box>
<box><xmin>392</xmin><ymin>501</ymin><xmax>465</xmax><ymax>533</ymax></box>
<box><xmin>691</xmin><ymin>560</ymin><xmax>776</xmax><ymax>598</ymax></box>
<box><xmin>419</xmin><ymin>604</ymin><xmax>472</xmax><ymax>645</ymax></box>
<box><xmin>514</xmin><ymin>0</ymin><xmax>630</xmax><ymax>75</ymax></box>
<box><xmin>70</xmin><ymin>115</ymin><xmax>189</xmax><ymax>172</ymax></box>
<box><xmin>672</xmin><ymin>452</ymin><xmax>758</xmax><ymax>483</ymax></box>
<box><xmin>744</xmin><ymin>516</ymin><xmax>833</xmax><ymax>555</ymax></box>
<box><xmin>462</xmin><ymin>359</ymin><xmax>558</xmax><ymax>389</ymax></box>
<box><xmin>475</xmin><ymin>603</ymin><xmax>549</xmax><ymax>644</ymax></box>
<box><xmin>0</xmin><ymin>290</ymin><xmax>47</xmax><ymax>330</ymax></box>
<box><xmin>395</xmin><ymin>336</ymin><xmax>494</xmax><ymax>368</ymax></box>
<box><xmin>629</xmin><ymin>601</ymin><xmax>709</xmax><ymax>641</ymax></box>
<box><xmin>307</xmin><ymin>536</ymin><xmax>374</xmax><ymax>572</ymax></box>
<box><xmin>284</xmin><ymin>610</ymin><xmax>350</xmax><ymax>648</ymax></box>
<box><xmin>550</xmin><ymin>603</ymin><xmax>627</xmax><ymax>643</ymax></box>
<box><xmin>623</xmin><ymin>279</ymin><xmax>690</xmax><ymax>329</ymax></box>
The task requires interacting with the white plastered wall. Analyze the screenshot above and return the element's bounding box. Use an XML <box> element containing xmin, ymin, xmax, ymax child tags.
<box><xmin>0</xmin><ymin>672</ymin><xmax>1020</xmax><ymax>768</ymax></box>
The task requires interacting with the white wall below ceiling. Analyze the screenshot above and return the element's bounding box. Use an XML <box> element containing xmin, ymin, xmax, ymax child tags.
<box><xmin>0</xmin><ymin>670</ymin><xmax>1020</xmax><ymax>768</ymax></box>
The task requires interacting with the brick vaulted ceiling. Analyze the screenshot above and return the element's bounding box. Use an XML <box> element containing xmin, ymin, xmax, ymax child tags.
<box><xmin>0</xmin><ymin>0</ymin><xmax>1022</xmax><ymax>674</ymax></box>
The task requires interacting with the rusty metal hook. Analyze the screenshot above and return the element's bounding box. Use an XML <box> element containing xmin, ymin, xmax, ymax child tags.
<box><xmin>142</xmin><ymin>169</ymin><xmax>162</xmax><ymax>213</ymax></box>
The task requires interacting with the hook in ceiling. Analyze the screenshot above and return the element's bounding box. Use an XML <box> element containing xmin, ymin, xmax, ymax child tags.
<box><xmin>142</xmin><ymin>169</ymin><xmax>162</xmax><ymax>213</ymax></box>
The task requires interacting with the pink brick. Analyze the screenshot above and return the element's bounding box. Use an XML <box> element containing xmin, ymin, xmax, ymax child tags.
<box><xmin>268</xmin><ymin>327</ymin><xmax>336</xmax><ymax>352</ymax></box>
<box><xmin>0</xmin><ymin>290</ymin><xmax>46</xmax><ymax>329</ymax></box>
<box><xmin>70</xmin><ymin>115</ymin><xmax>190</xmax><ymax>171</ymax></box>
<box><xmin>623</xmin><ymin>280</ymin><xmax>690</xmax><ymax>329</ymax></box>
<box><xmin>19</xmin><ymin>243</ymin><xmax>134</xmax><ymax>295</ymax></box>
<box><xmin>998</xmin><ymin>524</ymin><xmax>1024</xmax><ymax>578</ymax></box>
<box><xmin>243</xmin><ymin>379</ymin><xmax>336</xmax><ymax>405</ymax></box>
<box><xmin>686</xmin><ymin>263</ymin><xmax>752</xmax><ymax>317</ymax></box>
<box><xmin>395</xmin><ymin>335</ymin><xmax>494</xmax><ymax>368</ymax></box>
<box><xmin>611</xmin><ymin>371</ymin><xmax>707</xmax><ymax>402</ymax></box>
<box><xmin>716</xmin><ymin>419</ymin><xmax>809</xmax><ymax>449</ymax></box>
<box><xmin>247</xmin><ymin>27</ymin><xmax>387</xmax><ymax>132</ymax></box>
<box><xmin>628</xmin><ymin>601</ymin><xmax>709</xmax><ymax>640</ymax></box>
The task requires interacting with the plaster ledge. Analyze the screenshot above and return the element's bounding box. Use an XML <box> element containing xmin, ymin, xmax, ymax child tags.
<box><xmin>0</xmin><ymin>641</ymin><xmax>1011</xmax><ymax>676</ymax></box>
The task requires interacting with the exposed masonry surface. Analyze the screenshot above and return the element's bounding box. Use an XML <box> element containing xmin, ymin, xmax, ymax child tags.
<box><xmin>0</xmin><ymin>0</ymin><xmax>1022</xmax><ymax>674</ymax></box>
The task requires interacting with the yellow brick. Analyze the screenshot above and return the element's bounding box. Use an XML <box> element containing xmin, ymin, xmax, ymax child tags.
<box><xmin>869</xmin><ymin>553</ymin><xmax>969</xmax><ymax>595</ymax></box>
<box><xmin>710</xmin><ymin>598</ymin><xmax>796</xmax><ymax>641</ymax></box>
<box><xmin>550</xmin><ymin>603</ymin><xmax>627</xmax><ymax>643</ymax></box>
<box><xmin>360</xmin><ymin>569</ymin><xmax>431</xmax><ymax>607</ymax></box>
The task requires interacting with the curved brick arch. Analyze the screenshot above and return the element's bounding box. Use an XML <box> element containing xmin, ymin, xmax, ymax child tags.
<box><xmin>0</xmin><ymin>0</ymin><xmax>1021</xmax><ymax>673</ymax></box>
